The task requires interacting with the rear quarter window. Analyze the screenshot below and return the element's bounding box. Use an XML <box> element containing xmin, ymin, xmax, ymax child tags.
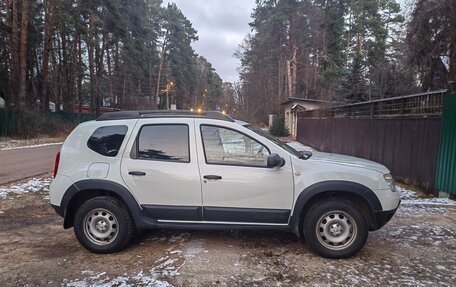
<box><xmin>87</xmin><ymin>125</ymin><xmax>128</xmax><ymax>157</ymax></box>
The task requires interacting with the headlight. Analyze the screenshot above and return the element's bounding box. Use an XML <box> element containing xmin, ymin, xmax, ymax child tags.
<box><xmin>384</xmin><ymin>173</ymin><xmax>396</xmax><ymax>192</ymax></box>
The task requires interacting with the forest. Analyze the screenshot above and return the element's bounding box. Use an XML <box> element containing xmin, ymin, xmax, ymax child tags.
<box><xmin>235</xmin><ymin>0</ymin><xmax>456</xmax><ymax>122</ymax></box>
<box><xmin>0</xmin><ymin>0</ymin><xmax>225</xmax><ymax>113</ymax></box>
<box><xmin>0</xmin><ymin>0</ymin><xmax>455</xmax><ymax>124</ymax></box>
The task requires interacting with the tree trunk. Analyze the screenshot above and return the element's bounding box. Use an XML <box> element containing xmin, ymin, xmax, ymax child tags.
<box><xmin>155</xmin><ymin>31</ymin><xmax>169</xmax><ymax>109</ymax></box>
<box><xmin>5</xmin><ymin>0</ymin><xmax>11</xmax><ymax>105</ymax></box>
<box><xmin>149</xmin><ymin>56</ymin><xmax>156</xmax><ymax>109</ymax></box>
<box><xmin>9</xmin><ymin>0</ymin><xmax>19</xmax><ymax>108</ymax></box>
<box><xmin>286</xmin><ymin>58</ymin><xmax>292</xmax><ymax>98</ymax></box>
<box><xmin>77</xmin><ymin>36</ymin><xmax>83</xmax><ymax>112</ymax></box>
<box><xmin>87</xmin><ymin>13</ymin><xmax>96</xmax><ymax>113</ymax></box>
<box><xmin>291</xmin><ymin>46</ymin><xmax>297</xmax><ymax>98</ymax></box>
<box><xmin>113</xmin><ymin>41</ymin><xmax>120</xmax><ymax>106</ymax></box>
<box><xmin>448</xmin><ymin>33</ymin><xmax>456</xmax><ymax>88</ymax></box>
<box><xmin>60</xmin><ymin>31</ymin><xmax>71</xmax><ymax>112</ymax></box>
<box><xmin>18</xmin><ymin>0</ymin><xmax>30</xmax><ymax>110</ymax></box>
<box><xmin>41</xmin><ymin>0</ymin><xmax>54</xmax><ymax>112</ymax></box>
<box><xmin>95</xmin><ymin>32</ymin><xmax>107</xmax><ymax>114</ymax></box>
<box><xmin>107</xmin><ymin>45</ymin><xmax>114</xmax><ymax>105</ymax></box>
<box><xmin>56</xmin><ymin>33</ymin><xmax>64</xmax><ymax>111</ymax></box>
<box><xmin>70</xmin><ymin>29</ymin><xmax>79</xmax><ymax>113</ymax></box>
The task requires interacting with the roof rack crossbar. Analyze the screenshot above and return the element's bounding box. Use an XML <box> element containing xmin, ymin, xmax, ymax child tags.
<box><xmin>96</xmin><ymin>110</ymin><xmax>235</xmax><ymax>122</ymax></box>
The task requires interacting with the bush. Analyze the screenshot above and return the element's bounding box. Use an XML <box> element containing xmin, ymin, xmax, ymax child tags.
<box><xmin>0</xmin><ymin>110</ymin><xmax>96</xmax><ymax>138</ymax></box>
<box><xmin>269</xmin><ymin>116</ymin><xmax>289</xmax><ymax>137</ymax></box>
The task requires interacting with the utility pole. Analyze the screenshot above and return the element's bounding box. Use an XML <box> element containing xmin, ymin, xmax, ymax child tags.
<box><xmin>202</xmin><ymin>89</ymin><xmax>207</xmax><ymax>110</ymax></box>
<box><xmin>166</xmin><ymin>82</ymin><xmax>174</xmax><ymax>110</ymax></box>
<box><xmin>166</xmin><ymin>85</ymin><xmax>169</xmax><ymax>110</ymax></box>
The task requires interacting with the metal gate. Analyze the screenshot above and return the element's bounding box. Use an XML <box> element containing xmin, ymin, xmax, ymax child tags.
<box><xmin>436</xmin><ymin>94</ymin><xmax>456</xmax><ymax>195</ymax></box>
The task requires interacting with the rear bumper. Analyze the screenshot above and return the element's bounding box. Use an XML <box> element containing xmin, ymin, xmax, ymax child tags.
<box><xmin>371</xmin><ymin>201</ymin><xmax>400</xmax><ymax>231</ymax></box>
<box><xmin>51</xmin><ymin>204</ymin><xmax>64</xmax><ymax>217</ymax></box>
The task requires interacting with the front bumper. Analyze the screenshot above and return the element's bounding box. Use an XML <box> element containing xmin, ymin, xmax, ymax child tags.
<box><xmin>371</xmin><ymin>200</ymin><xmax>400</xmax><ymax>231</ymax></box>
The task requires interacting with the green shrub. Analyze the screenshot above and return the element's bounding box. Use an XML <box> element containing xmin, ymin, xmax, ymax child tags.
<box><xmin>269</xmin><ymin>116</ymin><xmax>289</xmax><ymax>137</ymax></box>
<box><xmin>0</xmin><ymin>110</ymin><xmax>96</xmax><ymax>138</ymax></box>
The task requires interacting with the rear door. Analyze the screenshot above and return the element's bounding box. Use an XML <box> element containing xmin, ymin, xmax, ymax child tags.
<box><xmin>120</xmin><ymin>118</ymin><xmax>203</xmax><ymax>221</ymax></box>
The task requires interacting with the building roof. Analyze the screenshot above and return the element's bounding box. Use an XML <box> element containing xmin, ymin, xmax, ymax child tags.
<box><xmin>280</xmin><ymin>97</ymin><xmax>330</xmax><ymax>105</ymax></box>
<box><xmin>291</xmin><ymin>103</ymin><xmax>306</xmax><ymax>110</ymax></box>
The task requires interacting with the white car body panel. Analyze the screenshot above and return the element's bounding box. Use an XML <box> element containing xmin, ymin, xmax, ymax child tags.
<box><xmin>194</xmin><ymin>118</ymin><xmax>295</xmax><ymax>211</ymax></box>
<box><xmin>49</xmin><ymin>174</ymin><xmax>73</xmax><ymax>206</ymax></box>
<box><xmin>50</xmin><ymin>119</ymin><xmax>138</xmax><ymax>205</ymax></box>
<box><xmin>290</xmin><ymin>156</ymin><xmax>400</xmax><ymax>211</ymax></box>
<box><xmin>120</xmin><ymin>118</ymin><xmax>202</xmax><ymax>207</ymax></box>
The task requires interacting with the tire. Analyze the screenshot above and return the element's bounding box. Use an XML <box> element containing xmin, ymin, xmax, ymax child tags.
<box><xmin>74</xmin><ymin>196</ymin><xmax>134</xmax><ymax>254</ymax></box>
<box><xmin>303</xmin><ymin>199</ymin><xmax>368</xmax><ymax>259</ymax></box>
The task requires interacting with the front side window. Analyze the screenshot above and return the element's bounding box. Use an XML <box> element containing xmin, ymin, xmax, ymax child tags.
<box><xmin>201</xmin><ymin>125</ymin><xmax>269</xmax><ymax>167</ymax></box>
<box><xmin>244</xmin><ymin>124</ymin><xmax>301</xmax><ymax>158</ymax></box>
<box><xmin>87</xmin><ymin>125</ymin><xmax>128</xmax><ymax>157</ymax></box>
<box><xmin>137</xmin><ymin>124</ymin><xmax>190</xmax><ymax>163</ymax></box>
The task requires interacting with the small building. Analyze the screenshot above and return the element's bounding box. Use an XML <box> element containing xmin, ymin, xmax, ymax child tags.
<box><xmin>281</xmin><ymin>98</ymin><xmax>330</xmax><ymax>137</ymax></box>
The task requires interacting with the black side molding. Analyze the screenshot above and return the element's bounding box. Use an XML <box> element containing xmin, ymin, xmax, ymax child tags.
<box><xmin>203</xmin><ymin>206</ymin><xmax>290</xmax><ymax>224</ymax></box>
<box><xmin>142</xmin><ymin>205</ymin><xmax>203</xmax><ymax>221</ymax></box>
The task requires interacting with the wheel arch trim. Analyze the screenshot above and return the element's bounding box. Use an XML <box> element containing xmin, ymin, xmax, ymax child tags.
<box><xmin>290</xmin><ymin>180</ymin><xmax>382</xmax><ymax>235</ymax></box>
<box><xmin>61</xmin><ymin>179</ymin><xmax>148</xmax><ymax>229</ymax></box>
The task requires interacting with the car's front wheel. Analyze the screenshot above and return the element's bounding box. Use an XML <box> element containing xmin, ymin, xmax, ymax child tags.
<box><xmin>74</xmin><ymin>196</ymin><xmax>134</xmax><ymax>253</ymax></box>
<box><xmin>303</xmin><ymin>199</ymin><xmax>368</xmax><ymax>258</ymax></box>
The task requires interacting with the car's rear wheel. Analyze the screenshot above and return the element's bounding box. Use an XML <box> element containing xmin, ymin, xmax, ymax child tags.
<box><xmin>303</xmin><ymin>199</ymin><xmax>368</xmax><ymax>258</ymax></box>
<box><xmin>74</xmin><ymin>196</ymin><xmax>134</xmax><ymax>253</ymax></box>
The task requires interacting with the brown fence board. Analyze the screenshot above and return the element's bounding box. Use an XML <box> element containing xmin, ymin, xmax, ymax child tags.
<box><xmin>297</xmin><ymin>117</ymin><xmax>442</xmax><ymax>193</ymax></box>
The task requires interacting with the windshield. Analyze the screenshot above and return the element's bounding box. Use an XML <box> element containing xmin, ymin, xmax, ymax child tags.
<box><xmin>244</xmin><ymin>125</ymin><xmax>302</xmax><ymax>158</ymax></box>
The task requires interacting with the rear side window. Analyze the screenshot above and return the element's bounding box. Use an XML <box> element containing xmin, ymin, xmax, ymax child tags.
<box><xmin>87</xmin><ymin>125</ymin><xmax>128</xmax><ymax>157</ymax></box>
<box><xmin>136</xmin><ymin>124</ymin><xmax>190</xmax><ymax>163</ymax></box>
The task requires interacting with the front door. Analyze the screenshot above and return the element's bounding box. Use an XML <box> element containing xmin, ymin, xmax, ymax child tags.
<box><xmin>121</xmin><ymin>118</ymin><xmax>203</xmax><ymax>221</ymax></box>
<box><xmin>195</xmin><ymin>120</ymin><xmax>294</xmax><ymax>224</ymax></box>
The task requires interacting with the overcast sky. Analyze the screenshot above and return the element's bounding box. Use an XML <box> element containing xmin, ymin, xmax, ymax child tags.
<box><xmin>162</xmin><ymin>0</ymin><xmax>256</xmax><ymax>83</ymax></box>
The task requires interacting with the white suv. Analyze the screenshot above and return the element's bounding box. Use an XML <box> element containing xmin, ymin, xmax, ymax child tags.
<box><xmin>50</xmin><ymin>110</ymin><xmax>400</xmax><ymax>258</ymax></box>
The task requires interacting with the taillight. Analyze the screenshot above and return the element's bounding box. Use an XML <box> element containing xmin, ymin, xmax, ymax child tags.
<box><xmin>53</xmin><ymin>152</ymin><xmax>60</xmax><ymax>177</ymax></box>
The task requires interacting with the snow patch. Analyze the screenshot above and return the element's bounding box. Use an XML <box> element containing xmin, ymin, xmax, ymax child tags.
<box><xmin>0</xmin><ymin>177</ymin><xmax>52</xmax><ymax>198</ymax></box>
<box><xmin>286</xmin><ymin>141</ymin><xmax>314</xmax><ymax>152</ymax></box>
<box><xmin>184</xmin><ymin>239</ymin><xmax>206</xmax><ymax>261</ymax></box>
<box><xmin>63</xmin><ymin>270</ymin><xmax>172</xmax><ymax>287</ymax></box>
<box><xmin>397</xmin><ymin>186</ymin><xmax>456</xmax><ymax>206</ymax></box>
<box><xmin>168</xmin><ymin>232</ymin><xmax>191</xmax><ymax>243</ymax></box>
<box><xmin>0</xmin><ymin>142</ymin><xmax>63</xmax><ymax>151</ymax></box>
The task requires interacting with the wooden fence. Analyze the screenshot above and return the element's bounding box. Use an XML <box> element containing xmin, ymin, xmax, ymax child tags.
<box><xmin>297</xmin><ymin>90</ymin><xmax>447</xmax><ymax>193</ymax></box>
<box><xmin>297</xmin><ymin>117</ymin><xmax>441</xmax><ymax>192</ymax></box>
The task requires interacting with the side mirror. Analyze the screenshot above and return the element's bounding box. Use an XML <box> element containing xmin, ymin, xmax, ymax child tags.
<box><xmin>267</xmin><ymin>153</ymin><xmax>285</xmax><ymax>168</ymax></box>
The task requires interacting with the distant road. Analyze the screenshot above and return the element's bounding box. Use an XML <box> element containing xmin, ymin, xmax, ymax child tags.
<box><xmin>0</xmin><ymin>144</ymin><xmax>62</xmax><ymax>185</ymax></box>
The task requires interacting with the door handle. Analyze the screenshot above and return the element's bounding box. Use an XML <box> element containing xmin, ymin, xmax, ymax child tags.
<box><xmin>129</xmin><ymin>171</ymin><xmax>146</xmax><ymax>176</ymax></box>
<box><xmin>203</xmin><ymin>175</ymin><xmax>222</xmax><ymax>180</ymax></box>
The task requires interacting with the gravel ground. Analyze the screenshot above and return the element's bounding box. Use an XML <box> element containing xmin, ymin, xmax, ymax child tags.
<box><xmin>0</xmin><ymin>177</ymin><xmax>455</xmax><ymax>287</ymax></box>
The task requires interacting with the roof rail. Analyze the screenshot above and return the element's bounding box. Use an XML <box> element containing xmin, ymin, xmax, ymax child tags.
<box><xmin>96</xmin><ymin>110</ymin><xmax>235</xmax><ymax>122</ymax></box>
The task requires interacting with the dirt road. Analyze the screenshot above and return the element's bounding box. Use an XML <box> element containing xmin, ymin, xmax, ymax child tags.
<box><xmin>0</xmin><ymin>144</ymin><xmax>61</xmax><ymax>184</ymax></box>
<box><xmin>0</xmin><ymin>178</ymin><xmax>455</xmax><ymax>286</ymax></box>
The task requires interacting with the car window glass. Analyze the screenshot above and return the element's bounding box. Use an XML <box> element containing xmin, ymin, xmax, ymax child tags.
<box><xmin>87</xmin><ymin>125</ymin><xmax>128</xmax><ymax>157</ymax></box>
<box><xmin>137</xmin><ymin>125</ymin><xmax>189</xmax><ymax>163</ymax></box>
<box><xmin>201</xmin><ymin>125</ymin><xmax>269</xmax><ymax>167</ymax></box>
